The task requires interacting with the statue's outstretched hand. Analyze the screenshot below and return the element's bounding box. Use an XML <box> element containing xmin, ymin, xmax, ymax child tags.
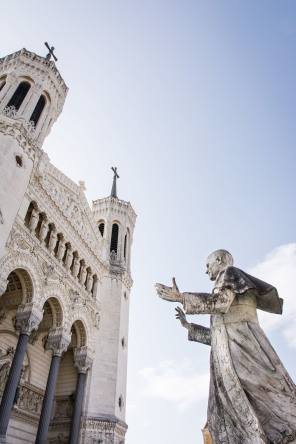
<box><xmin>155</xmin><ymin>277</ymin><xmax>182</xmax><ymax>303</ymax></box>
<box><xmin>175</xmin><ymin>307</ymin><xmax>189</xmax><ymax>329</ymax></box>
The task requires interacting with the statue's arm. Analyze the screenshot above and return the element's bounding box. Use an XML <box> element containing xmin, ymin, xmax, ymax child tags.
<box><xmin>188</xmin><ymin>323</ymin><xmax>211</xmax><ymax>346</ymax></box>
<box><xmin>175</xmin><ymin>307</ymin><xmax>211</xmax><ymax>345</ymax></box>
<box><xmin>183</xmin><ymin>288</ymin><xmax>235</xmax><ymax>314</ymax></box>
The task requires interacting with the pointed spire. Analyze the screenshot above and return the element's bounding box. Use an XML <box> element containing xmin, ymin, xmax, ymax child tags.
<box><xmin>111</xmin><ymin>167</ymin><xmax>119</xmax><ymax>198</ymax></box>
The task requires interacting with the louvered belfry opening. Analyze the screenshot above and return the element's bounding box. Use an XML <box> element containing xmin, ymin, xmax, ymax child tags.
<box><xmin>99</xmin><ymin>222</ymin><xmax>105</xmax><ymax>237</ymax></box>
<box><xmin>7</xmin><ymin>81</ymin><xmax>31</xmax><ymax>110</ymax></box>
<box><xmin>110</xmin><ymin>223</ymin><xmax>119</xmax><ymax>253</ymax></box>
<box><xmin>30</xmin><ymin>94</ymin><xmax>46</xmax><ymax>126</ymax></box>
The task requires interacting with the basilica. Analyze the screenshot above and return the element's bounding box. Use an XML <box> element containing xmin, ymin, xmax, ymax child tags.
<box><xmin>0</xmin><ymin>47</ymin><xmax>136</xmax><ymax>444</ymax></box>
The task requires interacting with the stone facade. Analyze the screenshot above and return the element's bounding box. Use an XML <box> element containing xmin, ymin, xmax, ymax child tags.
<box><xmin>0</xmin><ymin>48</ymin><xmax>136</xmax><ymax>444</ymax></box>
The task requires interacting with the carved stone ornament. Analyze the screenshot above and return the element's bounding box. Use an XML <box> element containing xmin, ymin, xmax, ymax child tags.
<box><xmin>74</xmin><ymin>347</ymin><xmax>93</xmax><ymax>373</ymax></box>
<box><xmin>18</xmin><ymin>385</ymin><xmax>43</xmax><ymax>416</ymax></box>
<box><xmin>48</xmin><ymin>328</ymin><xmax>70</xmax><ymax>357</ymax></box>
<box><xmin>3</xmin><ymin>105</ymin><xmax>17</xmax><ymax>118</ymax></box>
<box><xmin>15</xmin><ymin>303</ymin><xmax>43</xmax><ymax>335</ymax></box>
<box><xmin>49</xmin><ymin>433</ymin><xmax>69</xmax><ymax>444</ymax></box>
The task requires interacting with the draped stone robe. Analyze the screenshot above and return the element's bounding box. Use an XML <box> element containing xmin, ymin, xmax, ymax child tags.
<box><xmin>183</xmin><ymin>267</ymin><xmax>296</xmax><ymax>444</ymax></box>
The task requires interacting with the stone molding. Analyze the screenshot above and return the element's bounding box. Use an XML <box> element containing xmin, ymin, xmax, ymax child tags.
<box><xmin>74</xmin><ymin>347</ymin><xmax>93</xmax><ymax>373</ymax></box>
<box><xmin>80</xmin><ymin>415</ymin><xmax>128</xmax><ymax>444</ymax></box>
<box><xmin>15</xmin><ymin>303</ymin><xmax>43</xmax><ymax>335</ymax></box>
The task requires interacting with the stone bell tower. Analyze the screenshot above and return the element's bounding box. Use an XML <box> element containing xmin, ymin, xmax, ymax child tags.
<box><xmin>90</xmin><ymin>168</ymin><xmax>136</xmax><ymax>439</ymax></box>
<box><xmin>0</xmin><ymin>47</ymin><xmax>68</xmax><ymax>260</ymax></box>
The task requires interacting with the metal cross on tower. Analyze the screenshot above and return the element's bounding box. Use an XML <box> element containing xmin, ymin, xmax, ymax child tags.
<box><xmin>111</xmin><ymin>167</ymin><xmax>119</xmax><ymax>198</ymax></box>
<box><xmin>44</xmin><ymin>42</ymin><xmax>58</xmax><ymax>62</ymax></box>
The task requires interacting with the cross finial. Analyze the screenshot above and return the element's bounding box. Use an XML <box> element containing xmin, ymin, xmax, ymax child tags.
<box><xmin>111</xmin><ymin>167</ymin><xmax>120</xmax><ymax>198</ymax></box>
<box><xmin>44</xmin><ymin>42</ymin><xmax>58</xmax><ymax>62</ymax></box>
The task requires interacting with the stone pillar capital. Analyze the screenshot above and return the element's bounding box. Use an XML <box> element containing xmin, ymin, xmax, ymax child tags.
<box><xmin>74</xmin><ymin>347</ymin><xmax>93</xmax><ymax>373</ymax></box>
<box><xmin>48</xmin><ymin>328</ymin><xmax>70</xmax><ymax>357</ymax></box>
<box><xmin>15</xmin><ymin>303</ymin><xmax>43</xmax><ymax>335</ymax></box>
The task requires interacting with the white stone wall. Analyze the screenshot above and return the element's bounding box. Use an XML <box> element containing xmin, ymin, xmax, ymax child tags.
<box><xmin>0</xmin><ymin>129</ymin><xmax>33</xmax><ymax>259</ymax></box>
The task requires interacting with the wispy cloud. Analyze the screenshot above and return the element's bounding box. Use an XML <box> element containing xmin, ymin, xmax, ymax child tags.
<box><xmin>248</xmin><ymin>243</ymin><xmax>296</xmax><ymax>346</ymax></box>
<box><xmin>138</xmin><ymin>359</ymin><xmax>210</xmax><ymax>411</ymax></box>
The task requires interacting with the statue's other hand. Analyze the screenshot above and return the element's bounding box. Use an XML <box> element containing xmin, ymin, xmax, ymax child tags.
<box><xmin>175</xmin><ymin>307</ymin><xmax>188</xmax><ymax>328</ymax></box>
<box><xmin>155</xmin><ymin>277</ymin><xmax>182</xmax><ymax>302</ymax></box>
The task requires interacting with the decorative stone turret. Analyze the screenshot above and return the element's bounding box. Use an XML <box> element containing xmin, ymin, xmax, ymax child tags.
<box><xmin>0</xmin><ymin>48</ymin><xmax>68</xmax><ymax>257</ymax></box>
<box><xmin>86</xmin><ymin>172</ymin><xmax>136</xmax><ymax>431</ymax></box>
<box><xmin>0</xmin><ymin>48</ymin><xmax>68</xmax><ymax>146</ymax></box>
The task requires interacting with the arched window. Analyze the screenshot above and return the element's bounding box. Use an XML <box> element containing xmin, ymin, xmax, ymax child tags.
<box><xmin>98</xmin><ymin>221</ymin><xmax>105</xmax><ymax>237</ymax></box>
<box><xmin>0</xmin><ymin>81</ymin><xmax>6</xmax><ymax>92</ymax></box>
<box><xmin>124</xmin><ymin>233</ymin><xmax>127</xmax><ymax>259</ymax></box>
<box><xmin>7</xmin><ymin>81</ymin><xmax>31</xmax><ymax>110</ymax></box>
<box><xmin>30</xmin><ymin>94</ymin><xmax>46</xmax><ymax>126</ymax></box>
<box><xmin>110</xmin><ymin>223</ymin><xmax>119</xmax><ymax>253</ymax></box>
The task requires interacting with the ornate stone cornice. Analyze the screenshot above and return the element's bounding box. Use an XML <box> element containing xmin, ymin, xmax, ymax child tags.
<box><xmin>92</xmin><ymin>196</ymin><xmax>137</xmax><ymax>228</ymax></box>
<box><xmin>0</xmin><ymin>48</ymin><xmax>68</xmax><ymax>95</ymax></box>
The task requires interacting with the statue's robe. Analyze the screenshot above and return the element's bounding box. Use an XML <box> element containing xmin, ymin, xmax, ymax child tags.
<box><xmin>183</xmin><ymin>267</ymin><xmax>296</xmax><ymax>444</ymax></box>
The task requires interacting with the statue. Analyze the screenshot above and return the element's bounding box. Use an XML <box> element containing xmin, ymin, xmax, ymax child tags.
<box><xmin>155</xmin><ymin>249</ymin><xmax>296</xmax><ymax>444</ymax></box>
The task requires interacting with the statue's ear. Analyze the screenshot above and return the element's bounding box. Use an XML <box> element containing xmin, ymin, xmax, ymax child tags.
<box><xmin>216</xmin><ymin>255</ymin><xmax>221</xmax><ymax>264</ymax></box>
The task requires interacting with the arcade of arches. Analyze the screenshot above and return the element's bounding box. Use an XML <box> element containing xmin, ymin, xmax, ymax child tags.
<box><xmin>0</xmin><ymin>267</ymin><xmax>92</xmax><ymax>444</ymax></box>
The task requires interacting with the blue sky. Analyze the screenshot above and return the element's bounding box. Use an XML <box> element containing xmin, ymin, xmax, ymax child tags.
<box><xmin>2</xmin><ymin>1</ymin><xmax>296</xmax><ymax>443</ymax></box>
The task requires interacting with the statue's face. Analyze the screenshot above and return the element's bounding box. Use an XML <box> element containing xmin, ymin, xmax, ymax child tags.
<box><xmin>206</xmin><ymin>253</ymin><xmax>222</xmax><ymax>281</ymax></box>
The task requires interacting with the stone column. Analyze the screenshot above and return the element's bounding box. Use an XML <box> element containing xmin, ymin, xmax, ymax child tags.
<box><xmin>79</xmin><ymin>264</ymin><xmax>87</xmax><ymax>286</ymax></box>
<box><xmin>56</xmin><ymin>236</ymin><xmax>66</xmax><ymax>261</ymax></box>
<box><xmin>64</xmin><ymin>246</ymin><xmax>73</xmax><ymax>270</ymax></box>
<box><xmin>35</xmin><ymin>107</ymin><xmax>51</xmax><ymax>144</ymax></box>
<box><xmin>0</xmin><ymin>73</ymin><xmax>18</xmax><ymax>112</ymax></box>
<box><xmin>19</xmin><ymin>83</ymin><xmax>42</xmax><ymax>120</ymax></box>
<box><xmin>28</xmin><ymin>208</ymin><xmax>39</xmax><ymax>232</ymax></box>
<box><xmin>35</xmin><ymin>329</ymin><xmax>69</xmax><ymax>444</ymax></box>
<box><xmin>0</xmin><ymin>304</ymin><xmax>42</xmax><ymax>444</ymax></box>
<box><xmin>72</xmin><ymin>255</ymin><xmax>80</xmax><ymax>278</ymax></box>
<box><xmin>48</xmin><ymin>229</ymin><xmax>57</xmax><ymax>253</ymax></box>
<box><xmin>92</xmin><ymin>277</ymin><xmax>98</xmax><ymax>299</ymax></box>
<box><xmin>39</xmin><ymin>218</ymin><xmax>48</xmax><ymax>243</ymax></box>
<box><xmin>86</xmin><ymin>272</ymin><xmax>93</xmax><ymax>293</ymax></box>
<box><xmin>69</xmin><ymin>348</ymin><xmax>93</xmax><ymax>444</ymax></box>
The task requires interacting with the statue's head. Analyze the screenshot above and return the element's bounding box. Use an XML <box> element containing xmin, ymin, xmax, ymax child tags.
<box><xmin>206</xmin><ymin>249</ymin><xmax>233</xmax><ymax>281</ymax></box>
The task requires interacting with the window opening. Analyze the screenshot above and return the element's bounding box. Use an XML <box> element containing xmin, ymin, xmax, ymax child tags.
<box><xmin>7</xmin><ymin>82</ymin><xmax>31</xmax><ymax>110</ymax></box>
<box><xmin>30</xmin><ymin>95</ymin><xmax>46</xmax><ymax>126</ymax></box>
<box><xmin>15</xmin><ymin>155</ymin><xmax>23</xmax><ymax>167</ymax></box>
<box><xmin>110</xmin><ymin>223</ymin><xmax>119</xmax><ymax>253</ymax></box>
<box><xmin>124</xmin><ymin>233</ymin><xmax>127</xmax><ymax>259</ymax></box>
<box><xmin>98</xmin><ymin>222</ymin><xmax>105</xmax><ymax>237</ymax></box>
<box><xmin>24</xmin><ymin>202</ymin><xmax>34</xmax><ymax>227</ymax></box>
